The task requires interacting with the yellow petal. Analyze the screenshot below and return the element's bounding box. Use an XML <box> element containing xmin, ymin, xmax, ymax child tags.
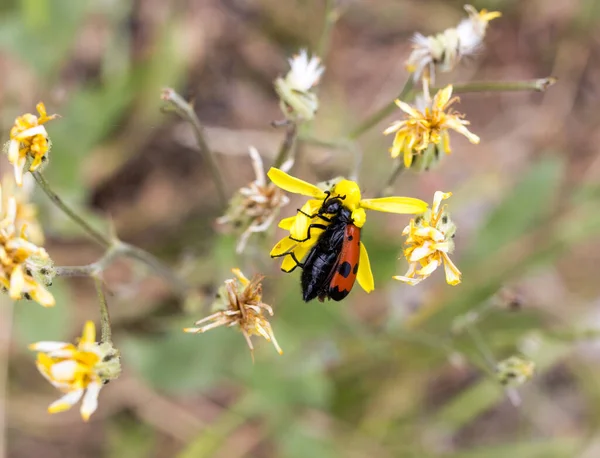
<box><xmin>278</xmin><ymin>216</ymin><xmax>296</xmax><ymax>230</ymax></box>
<box><xmin>395</xmin><ymin>99</ymin><xmax>422</xmax><ymax>119</ymax></box>
<box><xmin>280</xmin><ymin>240</ymin><xmax>315</xmax><ymax>272</ymax></box>
<box><xmin>232</xmin><ymin>268</ymin><xmax>249</xmax><ymax>285</ymax></box>
<box><xmin>80</xmin><ymin>321</ymin><xmax>96</xmax><ymax>346</ymax></box>
<box><xmin>270</xmin><ymin>236</ymin><xmax>298</xmax><ymax>257</ymax></box>
<box><xmin>360</xmin><ymin>197</ymin><xmax>428</xmax><ymax>214</ymax></box>
<box><xmin>8</xmin><ymin>265</ymin><xmax>25</xmax><ymax>299</ymax></box>
<box><xmin>431</xmin><ymin>191</ymin><xmax>452</xmax><ymax>216</ymax></box>
<box><xmin>433</xmin><ymin>85</ymin><xmax>453</xmax><ymax>110</ymax></box>
<box><xmin>404</xmin><ymin>149</ymin><xmax>413</xmax><ymax>168</ymax></box>
<box><xmin>442</xmin><ymin>252</ymin><xmax>461</xmax><ymax>285</ymax></box>
<box><xmin>356</xmin><ymin>241</ymin><xmax>374</xmax><ymax>293</ymax></box>
<box><xmin>30</xmin><ymin>285</ymin><xmax>56</xmax><ymax>307</ymax></box>
<box><xmin>48</xmin><ymin>389</ymin><xmax>85</xmax><ymax>414</ymax></box>
<box><xmin>393</xmin><ymin>275</ymin><xmax>424</xmax><ymax>286</ymax></box>
<box><xmin>267</xmin><ymin>168</ymin><xmax>327</xmax><ymax>199</ymax></box>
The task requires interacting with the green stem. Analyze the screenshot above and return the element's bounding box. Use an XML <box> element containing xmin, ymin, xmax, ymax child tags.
<box><xmin>161</xmin><ymin>88</ymin><xmax>228</xmax><ymax>207</ymax></box>
<box><xmin>448</xmin><ymin>77</ymin><xmax>557</xmax><ymax>94</ymax></box>
<box><xmin>347</xmin><ymin>78</ymin><xmax>414</xmax><ymax>140</ymax></box>
<box><xmin>272</xmin><ymin>122</ymin><xmax>298</xmax><ymax>169</ymax></box>
<box><xmin>378</xmin><ymin>160</ymin><xmax>405</xmax><ymax>197</ymax></box>
<box><xmin>317</xmin><ymin>0</ymin><xmax>339</xmax><ymax>59</ymax></box>
<box><xmin>55</xmin><ymin>242</ymin><xmax>189</xmax><ymax>297</ymax></box>
<box><xmin>32</xmin><ymin>171</ymin><xmax>110</xmax><ymax>248</ymax></box>
<box><xmin>94</xmin><ymin>277</ymin><xmax>112</xmax><ymax>344</ymax></box>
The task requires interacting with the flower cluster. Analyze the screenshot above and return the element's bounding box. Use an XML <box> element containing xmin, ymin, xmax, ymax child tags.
<box><xmin>7</xmin><ymin>102</ymin><xmax>57</xmax><ymax>186</ymax></box>
<box><xmin>274</xmin><ymin>49</ymin><xmax>324</xmax><ymax>121</ymax></box>
<box><xmin>496</xmin><ymin>355</ymin><xmax>536</xmax><ymax>387</ymax></box>
<box><xmin>218</xmin><ymin>147</ymin><xmax>290</xmax><ymax>253</ymax></box>
<box><xmin>406</xmin><ymin>5</ymin><xmax>501</xmax><ymax>83</ymax></box>
<box><xmin>0</xmin><ymin>182</ymin><xmax>54</xmax><ymax>307</ymax></box>
<box><xmin>394</xmin><ymin>192</ymin><xmax>461</xmax><ymax>286</ymax></box>
<box><xmin>29</xmin><ymin>321</ymin><xmax>121</xmax><ymax>421</ymax></box>
<box><xmin>184</xmin><ymin>268</ymin><xmax>282</xmax><ymax>357</ymax></box>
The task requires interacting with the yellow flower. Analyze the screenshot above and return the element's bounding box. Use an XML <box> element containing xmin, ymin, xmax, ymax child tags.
<box><xmin>184</xmin><ymin>268</ymin><xmax>282</xmax><ymax>357</ymax></box>
<box><xmin>217</xmin><ymin>147</ymin><xmax>289</xmax><ymax>253</ymax></box>
<box><xmin>7</xmin><ymin>102</ymin><xmax>57</xmax><ymax>186</ymax></box>
<box><xmin>0</xmin><ymin>185</ymin><xmax>54</xmax><ymax>307</ymax></box>
<box><xmin>2</xmin><ymin>174</ymin><xmax>44</xmax><ymax>245</ymax></box>
<box><xmin>29</xmin><ymin>321</ymin><xmax>121</xmax><ymax>421</ymax></box>
<box><xmin>394</xmin><ymin>191</ymin><xmax>461</xmax><ymax>286</ymax></box>
<box><xmin>383</xmin><ymin>85</ymin><xmax>480</xmax><ymax>168</ymax></box>
<box><xmin>268</xmin><ymin>168</ymin><xmax>429</xmax><ymax>294</ymax></box>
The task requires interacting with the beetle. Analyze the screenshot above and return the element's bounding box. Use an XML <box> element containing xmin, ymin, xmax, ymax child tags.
<box><xmin>278</xmin><ymin>194</ymin><xmax>361</xmax><ymax>302</ymax></box>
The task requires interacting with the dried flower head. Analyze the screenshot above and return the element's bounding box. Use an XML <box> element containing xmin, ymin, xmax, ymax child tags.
<box><xmin>383</xmin><ymin>85</ymin><xmax>480</xmax><ymax>168</ymax></box>
<box><xmin>184</xmin><ymin>268</ymin><xmax>282</xmax><ymax>357</ymax></box>
<box><xmin>2</xmin><ymin>174</ymin><xmax>44</xmax><ymax>245</ymax></box>
<box><xmin>0</xmin><ymin>184</ymin><xmax>54</xmax><ymax>306</ymax></box>
<box><xmin>274</xmin><ymin>49</ymin><xmax>325</xmax><ymax>121</ymax></box>
<box><xmin>406</xmin><ymin>5</ymin><xmax>501</xmax><ymax>83</ymax></box>
<box><xmin>29</xmin><ymin>321</ymin><xmax>121</xmax><ymax>421</ymax></box>
<box><xmin>394</xmin><ymin>191</ymin><xmax>461</xmax><ymax>286</ymax></box>
<box><xmin>6</xmin><ymin>102</ymin><xmax>57</xmax><ymax>186</ymax></box>
<box><xmin>217</xmin><ymin>147</ymin><xmax>290</xmax><ymax>253</ymax></box>
<box><xmin>496</xmin><ymin>355</ymin><xmax>535</xmax><ymax>387</ymax></box>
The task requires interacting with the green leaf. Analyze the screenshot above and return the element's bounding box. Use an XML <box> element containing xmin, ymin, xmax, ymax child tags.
<box><xmin>13</xmin><ymin>280</ymin><xmax>72</xmax><ymax>347</ymax></box>
<box><xmin>466</xmin><ymin>156</ymin><xmax>564</xmax><ymax>262</ymax></box>
<box><xmin>120</xmin><ymin>326</ymin><xmax>241</xmax><ymax>394</ymax></box>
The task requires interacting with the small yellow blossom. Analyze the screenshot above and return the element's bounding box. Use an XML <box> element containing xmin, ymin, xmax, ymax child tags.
<box><xmin>7</xmin><ymin>102</ymin><xmax>57</xmax><ymax>186</ymax></box>
<box><xmin>274</xmin><ymin>49</ymin><xmax>324</xmax><ymax>121</ymax></box>
<box><xmin>394</xmin><ymin>191</ymin><xmax>461</xmax><ymax>286</ymax></box>
<box><xmin>217</xmin><ymin>147</ymin><xmax>289</xmax><ymax>253</ymax></box>
<box><xmin>496</xmin><ymin>355</ymin><xmax>535</xmax><ymax>387</ymax></box>
<box><xmin>268</xmin><ymin>168</ymin><xmax>428</xmax><ymax>294</ymax></box>
<box><xmin>184</xmin><ymin>268</ymin><xmax>282</xmax><ymax>357</ymax></box>
<box><xmin>0</xmin><ymin>184</ymin><xmax>54</xmax><ymax>306</ymax></box>
<box><xmin>2</xmin><ymin>174</ymin><xmax>44</xmax><ymax>245</ymax></box>
<box><xmin>29</xmin><ymin>321</ymin><xmax>121</xmax><ymax>421</ymax></box>
<box><xmin>383</xmin><ymin>85</ymin><xmax>480</xmax><ymax>168</ymax></box>
<box><xmin>406</xmin><ymin>5</ymin><xmax>501</xmax><ymax>83</ymax></box>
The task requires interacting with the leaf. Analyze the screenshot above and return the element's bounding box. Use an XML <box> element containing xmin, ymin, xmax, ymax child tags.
<box><xmin>13</xmin><ymin>281</ymin><xmax>72</xmax><ymax>347</ymax></box>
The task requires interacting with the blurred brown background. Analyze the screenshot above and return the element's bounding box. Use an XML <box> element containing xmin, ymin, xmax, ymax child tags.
<box><xmin>2</xmin><ymin>0</ymin><xmax>600</xmax><ymax>457</ymax></box>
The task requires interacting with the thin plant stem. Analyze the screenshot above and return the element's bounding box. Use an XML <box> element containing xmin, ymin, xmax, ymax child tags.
<box><xmin>447</xmin><ymin>77</ymin><xmax>557</xmax><ymax>95</ymax></box>
<box><xmin>161</xmin><ymin>88</ymin><xmax>227</xmax><ymax>207</ymax></box>
<box><xmin>55</xmin><ymin>242</ymin><xmax>189</xmax><ymax>297</ymax></box>
<box><xmin>0</xmin><ymin>302</ymin><xmax>13</xmax><ymax>458</ymax></box>
<box><xmin>118</xmin><ymin>242</ymin><xmax>189</xmax><ymax>296</ymax></box>
<box><xmin>347</xmin><ymin>76</ymin><xmax>555</xmax><ymax>141</ymax></box>
<box><xmin>347</xmin><ymin>78</ymin><xmax>414</xmax><ymax>140</ymax></box>
<box><xmin>32</xmin><ymin>171</ymin><xmax>110</xmax><ymax>248</ymax></box>
<box><xmin>94</xmin><ymin>277</ymin><xmax>112</xmax><ymax>344</ymax></box>
<box><xmin>317</xmin><ymin>0</ymin><xmax>339</xmax><ymax>59</ymax></box>
<box><xmin>378</xmin><ymin>160</ymin><xmax>405</xmax><ymax>197</ymax></box>
<box><xmin>272</xmin><ymin>122</ymin><xmax>298</xmax><ymax>170</ymax></box>
<box><xmin>465</xmin><ymin>323</ymin><xmax>522</xmax><ymax>407</ymax></box>
<box><xmin>32</xmin><ymin>173</ymin><xmax>189</xmax><ymax>295</ymax></box>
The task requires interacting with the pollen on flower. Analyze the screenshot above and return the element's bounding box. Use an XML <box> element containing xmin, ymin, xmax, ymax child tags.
<box><xmin>217</xmin><ymin>147</ymin><xmax>289</xmax><ymax>253</ymax></box>
<box><xmin>6</xmin><ymin>102</ymin><xmax>58</xmax><ymax>186</ymax></box>
<box><xmin>274</xmin><ymin>49</ymin><xmax>325</xmax><ymax>121</ymax></box>
<box><xmin>184</xmin><ymin>268</ymin><xmax>283</xmax><ymax>357</ymax></box>
<box><xmin>29</xmin><ymin>321</ymin><xmax>121</xmax><ymax>421</ymax></box>
<box><xmin>383</xmin><ymin>85</ymin><xmax>480</xmax><ymax>169</ymax></box>
<box><xmin>0</xmin><ymin>182</ymin><xmax>54</xmax><ymax>307</ymax></box>
<box><xmin>394</xmin><ymin>191</ymin><xmax>461</xmax><ymax>286</ymax></box>
<box><xmin>405</xmin><ymin>4</ymin><xmax>501</xmax><ymax>83</ymax></box>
